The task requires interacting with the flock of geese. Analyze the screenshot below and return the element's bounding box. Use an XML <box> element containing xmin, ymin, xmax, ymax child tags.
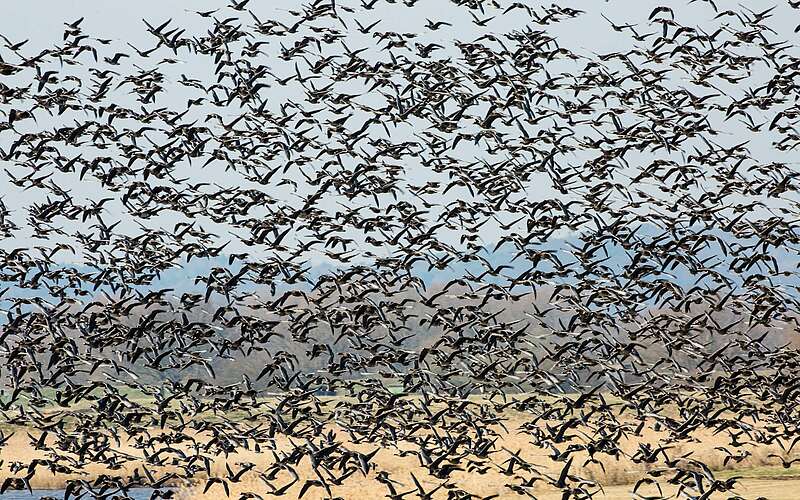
<box><xmin>1</xmin><ymin>0</ymin><xmax>800</xmax><ymax>499</ymax></box>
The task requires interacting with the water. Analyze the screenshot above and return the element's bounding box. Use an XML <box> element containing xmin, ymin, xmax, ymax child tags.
<box><xmin>0</xmin><ymin>489</ymin><xmax>160</xmax><ymax>500</ymax></box>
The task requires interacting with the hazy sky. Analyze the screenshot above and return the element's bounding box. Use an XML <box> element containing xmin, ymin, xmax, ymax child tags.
<box><xmin>1</xmin><ymin>0</ymin><xmax>798</xmax><ymax>265</ymax></box>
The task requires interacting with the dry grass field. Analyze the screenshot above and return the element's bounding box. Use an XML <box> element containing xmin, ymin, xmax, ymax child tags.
<box><xmin>3</xmin><ymin>397</ymin><xmax>800</xmax><ymax>500</ymax></box>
